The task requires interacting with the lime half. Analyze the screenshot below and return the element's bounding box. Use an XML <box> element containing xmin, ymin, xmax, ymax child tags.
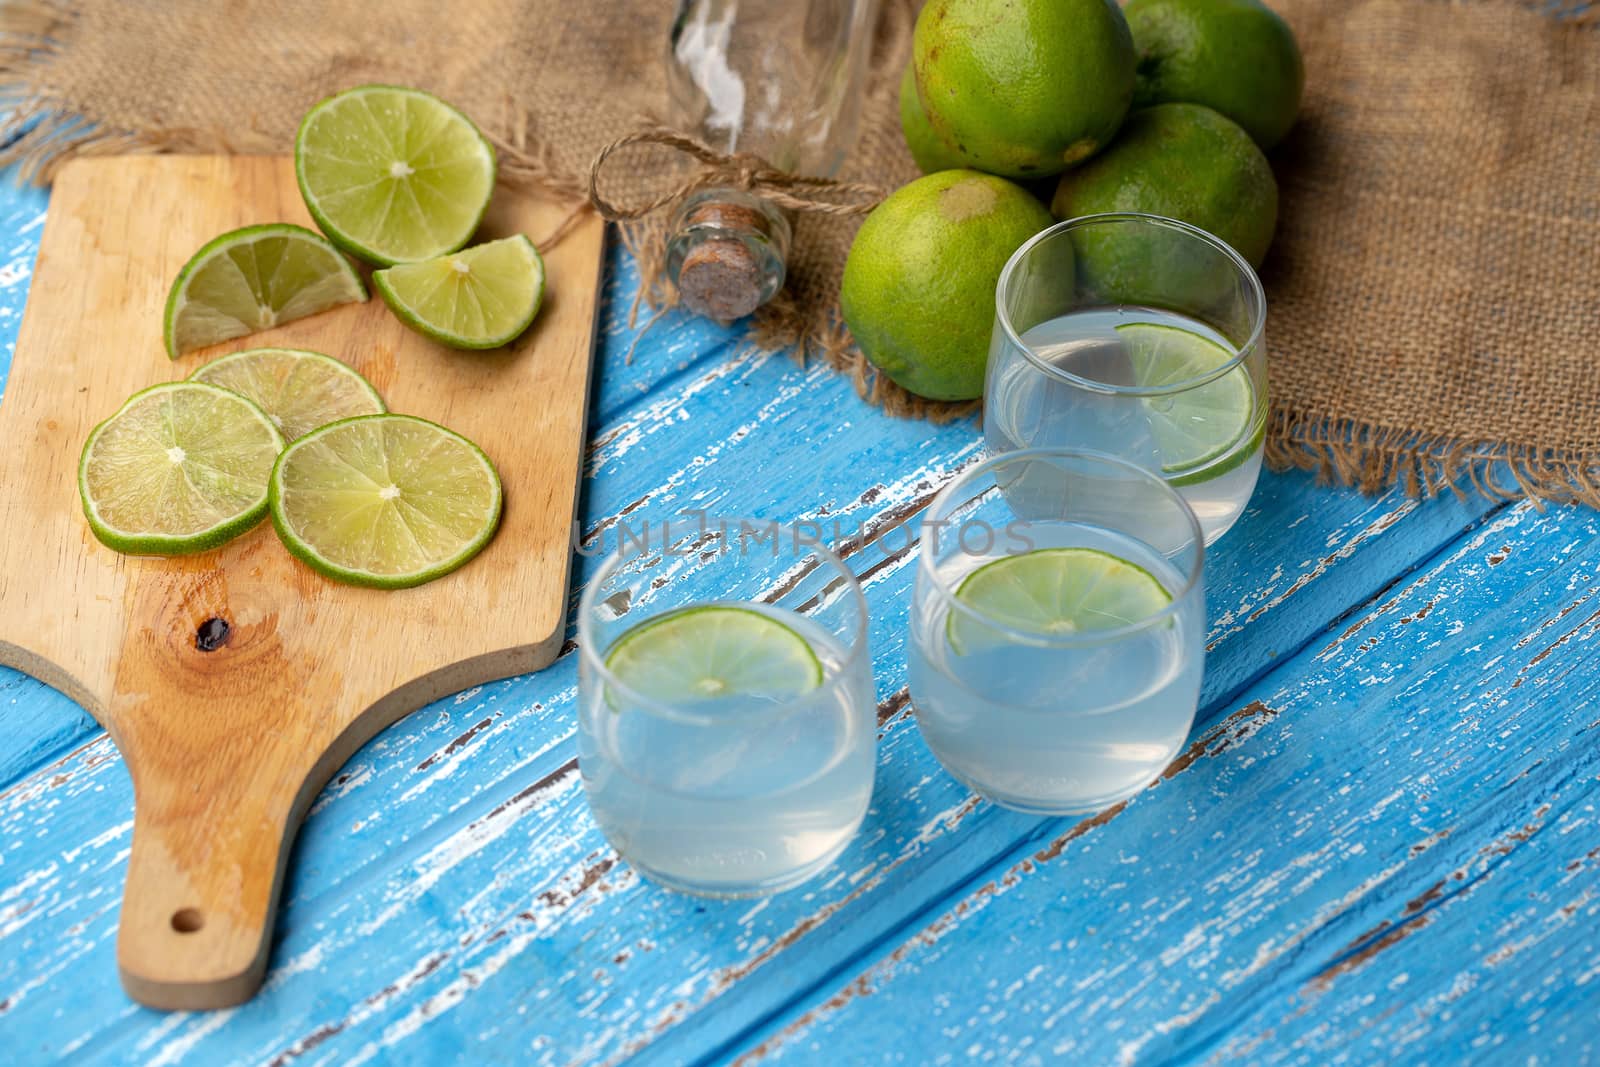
<box><xmin>164</xmin><ymin>224</ymin><xmax>367</xmax><ymax>359</ymax></box>
<box><xmin>79</xmin><ymin>381</ymin><xmax>285</xmax><ymax>555</ymax></box>
<box><xmin>604</xmin><ymin>606</ymin><xmax>824</xmax><ymax>705</ymax></box>
<box><xmin>372</xmin><ymin>235</ymin><xmax>544</xmax><ymax>350</ymax></box>
<box><xmin>1116</xmin><ymin>322</ymin><xmax>1257</xmax><ymax>479</ymax></box>
<box><xmin>269</xmin><ymin>414</ymin><xmax>503</xmax><ymax>589</ymax></box>
<box><xmin>948</xmin><ymin>548</ymin><xmax>1173</xmax><ymax>654</ymax></box>
<box><xmin>190</xmin><ymin>347</ymin><xmax>386</xmax><ymax>441</ymax></box>
<box><xmin>295</xmin><ymin>85</ymin><xmax>497</xmax><ymax>266</ymax></box>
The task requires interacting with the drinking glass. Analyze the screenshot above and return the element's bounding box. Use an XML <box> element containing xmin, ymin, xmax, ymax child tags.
<box><xmin>578</xmin><ymin>518</ymin><xmax>874</xmax><ymax>898</ymax></box>
<box><xmin>908</xmin><ymin>449</ymin><xmax>1205</xmax><ymax>815</ymax></box>
<box><xmin>985</xmin><ymin>212</ymin><xmax>1268</xmax><ymax>544</ymax></box>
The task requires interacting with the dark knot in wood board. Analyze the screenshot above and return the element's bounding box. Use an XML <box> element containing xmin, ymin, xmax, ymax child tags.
<box><xmin>194</xmin><ymin>617</ymin><xmax>230</xmax><ymax>653</ymax></box>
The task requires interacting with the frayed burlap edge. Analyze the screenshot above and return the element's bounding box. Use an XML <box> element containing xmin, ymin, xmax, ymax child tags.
<box><xmin>1268</xmin><ymin>409</ymin><xmax>1600</xmax><ymax>509</ymax></box>
<box><xmin>0</xmin><ymin>1</ymin><xmax>170</xmax><ymax>183</ymax></box>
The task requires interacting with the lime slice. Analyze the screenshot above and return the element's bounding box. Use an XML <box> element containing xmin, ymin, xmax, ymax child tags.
<box><xmin>1116</xmin><ymin>322</ymin><xmax>1258</xmax><ymax>478</ymax></box>
<box><xmin>295</xmin><ymin>85</ymin><xmax>497</xmax><ymax>266</ymax></box>
<box><xmin>604</xmin><ymin>606</ymin><xmax>824</xmax><ymax>704</ymax></box>
<box><xmin>79</xmin><ymin>382</ymin><xmax>285</xmax><ymax>555</ymax></box>
<box><xmin>269</xmin><ymin>414</ymin><xmax>502</xmax><ymax>589</ymax></box>
<box><xmin>948</xmin><ymin>548</ymin><xmax>1173</xmax><ymax>654</ymax></box>
<box><xmin>163</xmin><ymin>223</ymin><xmax>367</xmax><ymax>359</ymax></box>
<box><xmin>190</xmin><ymin>347</ymin><xmax>386</xmax><ymax>441</ymax></box>
<box><xmin>372</xmin><ymin>235</ymin><xmax>544</xmax><ymax>350</ymax></box>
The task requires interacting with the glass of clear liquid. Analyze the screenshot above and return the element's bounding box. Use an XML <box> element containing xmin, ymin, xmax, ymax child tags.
<box><xmin>578</xmin><ymin>518</ymin><xmax>875</xmax><ymax>898</ymax></box>
<box><xmin>908</xmin><ymin>448</ymin><xmax>1205</xmax><ymax>815</ymax></box>
<box><xmin>985</xmin><ymin>212</ymin><xmax>1267</xmax><ymax>544</ymax></box>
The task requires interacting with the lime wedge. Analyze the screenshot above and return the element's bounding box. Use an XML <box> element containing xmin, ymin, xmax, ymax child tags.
<box><xmin>269</xmin><ymin>414</ymin><xmax>502</xmax><ymax>588</ymax></box>
<box><xmin>948</xmin><ymin>548</ymin><xmax>1173</xmax><ymax>653</ymax></box>
<box><xmin>295</xmin><ymin>85</ymin><xmax>497</xmax><ymax>266</ymax></box>
<box><xmin>79</xmin><ymin>381</ymin><xmax>285</xmax><ymax>555</ymax></box>
<box><xmin>163</xmin><ymin>223</ymin><xmax>367</xmax><ymax>359</ymax></box>
<box><xmin>604</xmin><ymin>606</ymin><xmax>824</xmax><ymax>704</ymax></box>
<box><xmin>1116</xmin><ymin>322</ymin><xmax>1257</xmax><ymax>478</ymax></box>
<box><xmin>190</xmin><ymin>347</ymin><xmax>386</xmax><ymax>441</ymax></box>
<box><xmin>372</xmin><ymin>235</ymin><xmax>544</xmax><ymax>350</ymax></box>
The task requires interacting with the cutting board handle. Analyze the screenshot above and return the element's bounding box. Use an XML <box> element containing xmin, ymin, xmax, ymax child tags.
<box><xmin>105</xmin><ymin>568</ymin><xmax>341</xmax><ymax>1011</ymax></box>
<box><xmin>116</xmin><ymin>750</ymin><xmax>305</xmax><ymax>1011</ymax></box>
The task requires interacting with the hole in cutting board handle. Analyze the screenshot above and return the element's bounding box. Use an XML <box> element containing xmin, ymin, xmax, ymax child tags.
<box><xmin>170</xmin><ymin>908</ymin><xmax>205</xmax><ymax>934</ymax></box>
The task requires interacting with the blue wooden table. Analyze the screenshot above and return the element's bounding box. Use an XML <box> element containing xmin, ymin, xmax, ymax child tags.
<box><xmin>2</xmin><ymin>171</ymin><xmax>1597</xmax><ymax>1065</ymax></box>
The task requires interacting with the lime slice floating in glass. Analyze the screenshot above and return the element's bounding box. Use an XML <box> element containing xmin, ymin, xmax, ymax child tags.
<box><xmin>948</xmin><ymin>547</ymin><xmax>1173</xmax><ymax>654</ymax></box>
<box><xmin>372</xmin><ymin>235</ymin><xmax>545</xmax><ymax>350</ymax></box>
<box><xmin>79</xmin><ymin>381</ymin><xmax>285</xmax><ymax>555</ymax></box>
<box><xmin>604</xmin><ymin>606</ymin><xmax>824</xmax><ymax>705</ymax></box>
<box><xmin>163</xmin><ymin>223</ymin><xmax>367</xmax><ymax>359</ymax></box>
<box><xmin>1116</xmin><ymin>322</ymin><xmax>1258</xmax><ymax>482</ymax></box>
<box><xmin>295</xmin><ymin>84</ymin><xmax>497</xmax><ymax>266</ymax></box>
<box><xmin>190</xmin><ymin>347</ymin><xmax>386</xmax><ymax>441</ymax></box>
<box><xmin>269</xmin><ymin>413</ymin><xmax>502</xmax><ymax>589</ymax></box>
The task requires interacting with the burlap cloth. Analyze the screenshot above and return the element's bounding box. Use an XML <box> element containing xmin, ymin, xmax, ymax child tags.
<box><xmin>1</xmin><ymin>0</ymin><xmax>1597</xmax><ymax>502</ymax></box>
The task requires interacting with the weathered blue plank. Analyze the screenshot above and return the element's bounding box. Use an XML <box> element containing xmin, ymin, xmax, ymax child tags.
<box><xmin>0</xmin><ymin>672</ymin><xmax>97</xmax><ymax>789</ymax></box>
<box><xmin>739</xmin><ymin>500</ymin><xmax>1600</xmax><ymax>1065</ymax></box>
<box><xmin>588</xmin><ymin>245</ymin><xmax>746</xmax><ymax>427</ymax></box>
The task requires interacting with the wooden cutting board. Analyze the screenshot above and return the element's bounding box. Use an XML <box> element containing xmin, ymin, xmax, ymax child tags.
<box><xmin>0</xmin><ymin>157</ymin><xmax>604</xmax><ymax>1011</ymax></box>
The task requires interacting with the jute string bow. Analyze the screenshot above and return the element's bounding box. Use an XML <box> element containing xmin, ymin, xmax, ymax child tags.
<box><xmin>587</xmin><ymin>123</ymin><xmax>887</xmax><ymax>221</ymax></box>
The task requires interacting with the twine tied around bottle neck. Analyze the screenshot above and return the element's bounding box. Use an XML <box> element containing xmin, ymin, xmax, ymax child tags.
<box><xmin>587</xmin><ymin>123</ymin><xmax>887</xmax><ymax>221</ymax></box>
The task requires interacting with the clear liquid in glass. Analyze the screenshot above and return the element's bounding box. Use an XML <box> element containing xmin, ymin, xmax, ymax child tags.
<box><xmin>580</xmin><ymin>602</ymin><xmax>874</xmax><ymax>897</ymax></box>
<box><xmin>908</xmin><ymin>524</ymin><xmax>1203</xmax><ymax>815</ymax></box>
<box><xmin>987</xmin><ymin>307</ymin><xmax>1264</xmax><ymax>544</ymax></box>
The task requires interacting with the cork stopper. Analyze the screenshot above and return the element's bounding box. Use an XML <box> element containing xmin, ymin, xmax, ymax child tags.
<box><xmin>678</xmin><ymin>236</ymin><xmax>764</xmax><ymax>321</ymax></box>
<box><xmin>666</xmin><ymin>189</ymin><xmax>792</xmax><ymax>323</ymax></box>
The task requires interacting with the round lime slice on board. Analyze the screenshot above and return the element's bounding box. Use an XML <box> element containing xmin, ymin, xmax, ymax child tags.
<box><xmin>79</xmin><ymin>381</ymin><xmax>285</xmax><ymax>555</ymax></box>
<box><xmin>372</xmin><ymin>235</ymin><xmax>544</xmax><ymax>350</ymax></box>
<box><xmin>295</xmin><ymin>85</ymin><xmax>497</xmax><ymax>266</ymax></box>
<box><xmin>189</xmin><ymin>347</ymin><xmax>386</xmax><ymax>441</ymax></box>
<box><xmin>1115</xmin><ymin>322</ymin><xmax>1257</xmax><ymax>478</ymax></box>
<box><xmin>268</xmin><ymin>413</ymin><xmax>503</xmax><ymax>589</ymax></box>
<box><xmin>604</xmin><ymin>606</ymin><xmax>825</xmax><ymax>704</ymax></box>
<box><xmin>948</xmin><ymin>548</ymin><xmax>1173</xmax><ymax>653</ymax></box>
<box><xmin>163</xmin><ymin>223</ymin><xmax>367</xmax><ymax>359</ymax></box>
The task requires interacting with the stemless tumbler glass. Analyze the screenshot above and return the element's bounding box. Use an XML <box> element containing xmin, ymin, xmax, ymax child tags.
<box><xmin>908</xmin><ymin>449</ymin><xmax>1205</xmax><ymax>815</ymax></box>
<box><xmin>985</xmin><ymin>212</ymin><xmax>1268</xmax><ymax>544</ymax></box>
<box><xmin>578</xmin><ymin>518</ymin><xmax>874</xmax><ymax>898</ymax></box>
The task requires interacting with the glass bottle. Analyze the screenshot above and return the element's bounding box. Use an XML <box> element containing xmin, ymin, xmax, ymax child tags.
<box><xmin>664</xmin><ymin>0</ymin><xmax>882</xmax><ymax>320</ymax></box>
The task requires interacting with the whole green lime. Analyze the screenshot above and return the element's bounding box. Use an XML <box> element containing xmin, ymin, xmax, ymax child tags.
<box><xmin>842</xmin><ymin>171</ymin><xmax>1053</xmax><ymax>401</ymax></box>
<box><xmin>1125</xmin><ymin>0</ymin><xmax>1304</xmax><ymax>150</ymax></box>
<box><xmin>1051</xmin><ymin>101</ymin><xmax>1277</xmax><ymax>297</ymax></box>
<box><xmin>913</xmin><ymin>0</ymin><xmax>1136</xmax><ymax>179</ymax></box>
<box><xmin>899</xmin><ymin>64</ymin><xmax>967</xmax><ymax>174</ymax></box>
